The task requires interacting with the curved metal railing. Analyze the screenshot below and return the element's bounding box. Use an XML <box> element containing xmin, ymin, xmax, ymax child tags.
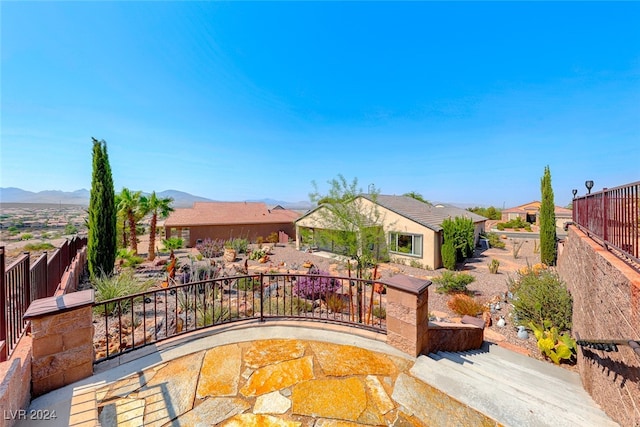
<box><xmin>93</xmin><ymin>272</ymin><xmax>387</xmax><ymax>363</ymax></box>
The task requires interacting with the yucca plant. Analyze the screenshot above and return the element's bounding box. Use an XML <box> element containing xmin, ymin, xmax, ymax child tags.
<box><xmin>93</xmin><ymin>270</ymin><xmax>154</xmax><ymax>316</ymax></box>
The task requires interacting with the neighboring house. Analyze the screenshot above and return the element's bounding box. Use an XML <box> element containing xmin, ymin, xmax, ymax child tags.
<box><xmin>295</xmin><ymin>194</ymin><xmax>486</xmax><ymax>270</ymax></box>
<box><xmin>501</xmin><ymin>201</ymin><xmax>572</xmax><ymax>229</ymax></box>
<box><xmin>164</xmin><ymin>202</ymin><xmax>300</xmax><ymax>247</ymax></box>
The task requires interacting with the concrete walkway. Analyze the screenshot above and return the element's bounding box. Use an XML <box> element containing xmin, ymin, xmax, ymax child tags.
<box><xmin>16</xmin><ymin>322</ymin><xmax>617</xmax><ymax>426</ymax></box>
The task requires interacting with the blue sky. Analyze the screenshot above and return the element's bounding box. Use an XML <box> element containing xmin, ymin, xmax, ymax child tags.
<box><xmin>2</xmin><ymin>2</ymin><xmax>639</xmax><ymax>208</ymax></box>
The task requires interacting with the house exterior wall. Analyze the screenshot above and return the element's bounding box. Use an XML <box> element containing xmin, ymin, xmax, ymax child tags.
<box><xmin>296</xmin><ymin>201</ymin><xmax>435</xmax><ymax>269</ymax></box>
<box><xmin>166</xmin><ymin>222</ymin><xmax>296</xmax><ymax>247</ymax></box>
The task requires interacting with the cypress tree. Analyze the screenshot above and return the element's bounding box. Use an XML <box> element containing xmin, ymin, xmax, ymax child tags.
<box><xmin>540</xmin><ymin>165</ymin><xmax>557</xmax><ymax>265</ymax></box>
<box><xmin>88</xmin><ymin>138</ymin><xmax>117</xmax><ymax>279</ymax></box>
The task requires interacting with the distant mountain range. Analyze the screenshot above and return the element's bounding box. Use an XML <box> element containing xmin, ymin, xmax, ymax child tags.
<box><xmin>0</xmin><ymin>187</ymin><xmax>313</xmax><ymax>210</ymax></box>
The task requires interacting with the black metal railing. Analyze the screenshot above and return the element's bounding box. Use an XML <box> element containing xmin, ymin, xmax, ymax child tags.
<box><xmin>577</xmin><ymin>339</ymin><xmax>640</xmax><ymax>358</ymax></box>
<box><xmin>93</xmin><ymin>272</ymin><xmax>387</xmax><ymax>363</ymax></box>
<box><xmin>573</xmin><ymin>181</ymin><xmax>640</xmax><ymax>267</ymax></box>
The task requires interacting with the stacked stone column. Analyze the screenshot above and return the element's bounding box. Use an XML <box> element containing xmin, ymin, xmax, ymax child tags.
<box><xmin>24</xmin><ymin>289</ymin><xmax>94</xmax><ymax>396</ymax></box>
<box><xmin>385</xmin><ymin>275</ymin><xmax>431</xmax><ymax>357</ymax></box>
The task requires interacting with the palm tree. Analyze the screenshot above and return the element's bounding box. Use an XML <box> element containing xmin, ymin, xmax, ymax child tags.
<box><xmin>140</xmin><ymin>192</ymin><xmax>174</xmax><ymax>261</ymax></box>
<box><xmin>117</xmin><ymin>188</ymin><xmax>143</xmax><ymax>254</ymax></box>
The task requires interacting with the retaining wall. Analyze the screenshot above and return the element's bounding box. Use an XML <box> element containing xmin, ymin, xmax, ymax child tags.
<box><xmin>557</xmin><ymin>226</ymin><xmax>640</xmax><ymax>427</ymax></box>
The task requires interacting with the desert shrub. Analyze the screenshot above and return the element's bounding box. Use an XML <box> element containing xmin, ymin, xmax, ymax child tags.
<box><xmin>226</xmin><ymin>238</ymin><xmax>249</xmax><ymax>254</ymax></box>
<box><xmin>163</xmin><ymin>237</ymin><xmax>183</xmax><ymax>250</ymax></box>
<box><xmin>196</xmin><ymin>238</ymin><xmax>225</xmax><ymax>258</ymax></box>
<box><xmin>510</xmin><ymin>269</ymin><xmax>572</xmax><ymax>331</ymax></box>
<box><xmin>433</xmin><ymin>271</ymin><xmax>475</xmax><ymax>294</ymax></box>
<box><xmin>441</xmin><ymin>241</ymin><xmax>457</xmax><ymax>270</ymax></box>
<box><xmin>117</xmin><ymin>248</ymin><xmax>144</xmax><ymax>268</ymax></box>
<box><xmin>196</xmin><ymin>305</ymin><xmax>236</xmax><ymax>327</ymax></box>
<box><xmin>264</xmin><ymin>296</ymin><xmax>313</xmax><ymax>314</ymax></box>
<box><xmin>372</xmin><ymin>305</ymin><xmax>386</xmax><ymax>319</ymax></box>
<box><xmin>498</xmin><ymin>217</ymin><xmax>528</xmax><ymax>229</ymax></box>
<box><xmin>409</xmin><ymin>259</ymin><xmax>426</xmax><ymax>269</ymax></box>
<box><xmin>256</xmin><ymin>236</ymin><xmax>265</xmax><ymax>245</ymax></box>
<box><xmin>293</xmin><ymin>269</ymin><xmax>340</xmax><ymax>299</ymax></box>
<box><xmin>485</xmin><ymin>232</ymin><xmax>506</xmax><ymax>249</ymax></box>
<box><xmin>236</xmin><ymin>276</ymin><xmax>262</xmax><ymax>291</ymax></box>
<box><xmin>93</xmin><ymin>270</ymin><xmax>154</xmax><ymax>316</ymax></box>
<box><xmin>325</xmin><ymin>293</ymin><xmax>349</xmax><ymax>313</ymax></box>
<box><xmin>21</xmin><ymin>233</ymin><xmax>33</xmax><ymax>241</ymax></box>
<box><xmin>249</xmin><ymin>249</ymin><xmax>267</xmax><ymax>260</ymax></box>
<box><xmin>267</xmin><ymin>232</ymin><xmax>279</xmax><ymax>244</ymax></box>
<box><xmin>447</xmin><ymin>294</ymin><xmax>484</xmax><ymax>316</ymax></box>
<box><xmin>22</xmin><ymin>242</ymin><xmax>55</xmax><ymax>251</ymax></box>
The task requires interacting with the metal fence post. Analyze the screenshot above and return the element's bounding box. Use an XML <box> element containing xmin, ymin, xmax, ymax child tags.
<box><xmin>0</xmin><ymin>247</ymin><xmax>7</xmax><ymax>362</ymax></box>
<box><xmin>259</xmin><ymin>273</ymin><xmax>264</xmax><ymax>322</ymax></box>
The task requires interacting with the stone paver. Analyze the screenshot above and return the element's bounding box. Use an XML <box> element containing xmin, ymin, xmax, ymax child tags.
<box><xmin>91</xmin><ymin>338</ymin><xmax>437</xmax><ymax>426</ymax></box>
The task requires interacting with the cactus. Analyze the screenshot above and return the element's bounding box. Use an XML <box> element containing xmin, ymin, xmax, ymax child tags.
<box><xmin>529</xmin><ymin>320</ymin><xmax>576</xmax><ymax>365</ymax></box>
<box><xmin>488</xmin><ymin>258</ymin><xmax>500</xmax><ymax>274</ymax></box>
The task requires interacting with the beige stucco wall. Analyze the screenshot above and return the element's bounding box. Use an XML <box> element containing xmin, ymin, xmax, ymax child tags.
<box><xmin>296</xmin><ymin>200</ymin><xmax>439</xmax><ymax>269</ymax></box>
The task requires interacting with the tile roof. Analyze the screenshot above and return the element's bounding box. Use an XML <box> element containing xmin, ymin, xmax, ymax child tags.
<box><xmin>164</xmin><ymin>202</ymin><xmax>300</xmax><ymax>227</ymax></box>
<box><xmin>502</xmin><ymin>201</ymin><xmax>573</xmax><ymax>216</ymax></box>
<box><xmin>361</xmin><ymin>194</ymin><xmax>486</xmax><ymax>232</ymax></box>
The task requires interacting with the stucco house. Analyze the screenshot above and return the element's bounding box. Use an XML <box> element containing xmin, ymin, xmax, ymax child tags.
<box><xmin>164</xmin><ymin>202</ymin><xmax>300</xmax><ymax>247</ymax></box>
<box><xmin>295</xmin><ymin>194</ymin><xmax>486</xmax><ymax>270</ymax></box>
<box><xmin>501</xmin><ymin>201</ymin><xmax>573</xmax><ymax>229</ymax></box>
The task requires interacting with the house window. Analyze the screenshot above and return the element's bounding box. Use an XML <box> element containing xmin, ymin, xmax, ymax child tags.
<box><xmin>389</xmin><ymin>232</ymin><xmax>422</xmax><ymax>257</ymax></box>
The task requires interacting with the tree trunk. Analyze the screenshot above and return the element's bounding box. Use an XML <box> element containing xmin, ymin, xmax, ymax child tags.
<box><xmin>128</xmin><ymin>212</ymin><xmax>138</xmax><ymax>254</ymax></box>
<box><xmin>148</xmin><ymin>213</ymin><xmax>157</xmax><ymax>261</ymax></box>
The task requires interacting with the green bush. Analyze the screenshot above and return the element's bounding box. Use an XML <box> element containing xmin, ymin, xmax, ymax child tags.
<box><xmin>441</xmin><ymin>241</ymin><xmax>457</xmax><ymax>270</ymax></box>
<box><xmin>21</xmin><ymin>233</ymin><xmax>33</xmax><ymax>240</ymax></box>
<box><xmin>117</xmin><ymin>248</ymin><xmax>144</xmax><ymax>268</ymax></box>
<box><xmin>485</xmin><ymin>232</ymin><xmax>506</xmax><ymax>249</ymax></box>
<box><xmin>163</xmin><ymin>237</ymin><xmax>183</xmax><ymax>250</ymax></box>
<box><xmin>23</xmin><ymin>242</ymin><xmax>56</xmax><ymax>251</ymax></box>
<box><xmin>433</xmin><ymin>271</ymin><xmax>475</xmax><ymax>294</ymax></box>
<box><xmin>372</xmin><ymin>305</ymin><xmax>386</xmax><ymax>319</ymax></box>
<box><xmin>226</xmin><ymin>238</ymin><xmax>249</xmax><ymax>254</ymax></box>
<box><xmin>510</xmin><ymin>269</ymin><xmax>572</xmax><ymax>331</ymax></box>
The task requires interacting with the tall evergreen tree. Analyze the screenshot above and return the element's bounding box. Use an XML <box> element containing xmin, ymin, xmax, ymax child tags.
<box><xmin>540</xmin><ymin>165</ymin><xmax>557</xmax><ymax>265</ymax></box>
<box><xmin>87</xmin><ymin>138</ymin><xmax>117</xmax><ymax>279</ymax></box>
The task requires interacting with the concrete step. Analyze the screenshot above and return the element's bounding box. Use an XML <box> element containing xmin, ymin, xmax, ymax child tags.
<box><xmin>427</xmin><ymin>352</ymin><xmax>607</xmax><ymax>426</ymax></box>
<box><xmin>412</xmin><ymin>351</ymin><xmax>619</xmax><ymax>427</ymax></box>
<box><xmin>412</xmin><ymin>355</ymin><xmax>566</xmax><ymax>427</ymax></box>
<box><xmin>433</xmin><ymin>350</ymin><xmax>607</xmax><ymax>418</ymax></box>
<box><xmin>439</xmin><ymin>348</ymin><xmax>591</xmax><ymax>400</ymax></box>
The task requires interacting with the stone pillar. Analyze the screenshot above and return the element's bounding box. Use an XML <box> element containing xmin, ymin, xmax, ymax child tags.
<box><xmin>24</xmin><ymin>289</ymin><xmax>95</xmax><ymax>396</ymax></box>
<box><xmin>385</xmin><ymin>275</ymin><xmax>431</xmax><ymax>357</ymax></box>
